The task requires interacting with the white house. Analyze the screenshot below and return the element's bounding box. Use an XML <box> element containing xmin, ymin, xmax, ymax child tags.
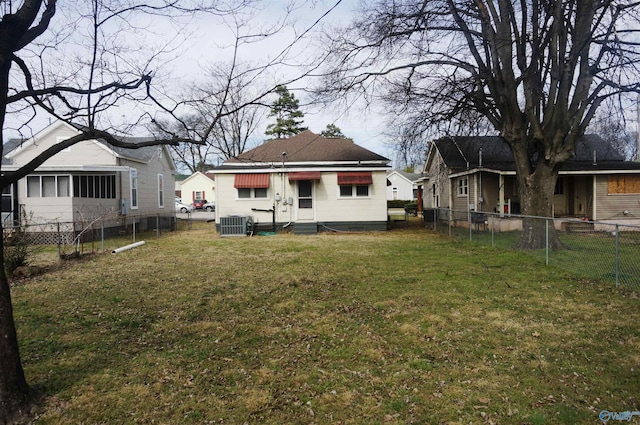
<box><xmin>386</xmin><ymin>170</ymin><xmax>421</xmax><ymax>201</ymax></box>
<box><xmin>213</xmin><ymin>130</ymin><xmax>391</xmax><ymax>234</ymax></box>
<box><xmin>2</xmin><ymin>120</ymin><xmax>177</xmax><ymax>237</ymax></box>
<box><xmin>179</xmin><ymin>171</ymin><xmax>215</xmax><ymax>205</ymax></box>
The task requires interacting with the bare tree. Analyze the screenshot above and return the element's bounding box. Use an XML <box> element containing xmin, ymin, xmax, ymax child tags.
<box><xmin>158</xmin><ymin>64</ymin><xmax>267</xmax><ymax>173</ymax></box>
<box><xmin>384</xmin><ymin>123</ymin><xmax>425</xmax><ymax>171</ymax></box>
<box><xmin>318</xmin><ymin>0</ymin><xmax>640</xmax><ymax>249</ymax></box>
<box><xmin>588</xmin><ymin>97</ymin><xmax>639</xmax><ymax>161</ymax></box>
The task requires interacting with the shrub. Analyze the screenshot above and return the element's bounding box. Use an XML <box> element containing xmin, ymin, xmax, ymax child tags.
<box><xmin>4</xmin><ymin>231</ymin><xmax>30</xmax><ymax>275</ymax></box>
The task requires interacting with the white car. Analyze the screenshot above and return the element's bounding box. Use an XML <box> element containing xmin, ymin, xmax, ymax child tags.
<box><xmin>175</xmin><ymin>201</ymin><xmax>195</xmax><ymax>213</ymax></box>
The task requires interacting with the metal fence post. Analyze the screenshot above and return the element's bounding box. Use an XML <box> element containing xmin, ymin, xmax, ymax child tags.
<box><xmin>101</xmin><ymin>219</ymin><xmax>104</xmax><ymax>252</ymax></box>
<box><xmin>156</xmin><ymin>214</ymin><xmax>160</xmax><ymax>238</ymax></box>
<box><xmin>133</xmin><ymin>218</ymin><xmax>136</xmax><ymax>243</ymax></box>
<box><xmin>615</xmin><ymin>224</ymin><xmax>620</xmax><ymax>288</ymax></box>
<box><xmin>433</xmin><ymin>208</ymin><xmax>437</xmax><ymax>232</ymax></box>
<box><xmin>491</xmin><ymin>214</ymin><xmax>495</xmax><ymax>248</ymax></box>
<box><xmin>545</xmin><ymin>218</ymin><xmax>549</xmax><ymax>265</ymax></box>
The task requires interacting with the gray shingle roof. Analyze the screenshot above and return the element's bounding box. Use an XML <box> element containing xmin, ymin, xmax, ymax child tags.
<box><xmin>225</xmin><ymin>130</ymin><xmax>389</xmax><ymax>165</ymax></box>
<box><xmin>433</xmin><ymin>134</ymin><xmax>636</xmax><ymax>172</ymax></box>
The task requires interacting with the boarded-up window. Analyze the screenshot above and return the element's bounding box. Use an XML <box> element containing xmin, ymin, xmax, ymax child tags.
<box><xmin>608</xmin><ymin>175</ymin><xmax>640</xmax><ymax>194</ymax></box>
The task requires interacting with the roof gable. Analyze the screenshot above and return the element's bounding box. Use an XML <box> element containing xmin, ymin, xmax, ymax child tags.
<box><xmin>225</xmin><ymin>130</ymin><xmax>389</xmax><ymax>164</ymax></box>
<box><xmin>387</xmin><ymin>170</ymin><xmax>421</xmax><ymax>184</ymax></box>
<box><xmin>181</xmin><ymin>171</ymin><xmax>215</xmax><ymax>185</ymax></box>
<box><xmin>3</xmin><ymin>120</ymin><xmax>176</xmax><ymax>171</ymax></box>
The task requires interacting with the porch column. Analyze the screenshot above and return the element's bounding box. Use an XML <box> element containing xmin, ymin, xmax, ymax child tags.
<box><xmin>499</xmin><ymin>174</ymin><xmax>505</xmax><ymax>218</ymax></box>
<box><xmin>592</xmin><ymin>175</ymin><xmax>597</xmax><ymax>220</ymax></box>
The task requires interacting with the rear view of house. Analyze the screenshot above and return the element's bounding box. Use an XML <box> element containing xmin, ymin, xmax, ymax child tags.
<box><xmin>213</xmin><ymin>131</ymin><xmax>391</xmax><ymax>234</ymax></box>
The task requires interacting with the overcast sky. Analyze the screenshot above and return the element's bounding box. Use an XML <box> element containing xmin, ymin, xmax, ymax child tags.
<box><xmin>4</xmin><ymin>0</ymin><xmax>396</xmax><ymax>162</ymax></box>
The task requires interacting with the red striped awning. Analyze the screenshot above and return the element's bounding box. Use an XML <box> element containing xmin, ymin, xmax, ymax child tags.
<box><xmin>337</xmin><ymin>171</ymin><xmax>373</xmax><ymax>185</ymax></box>
<box><xmin>234</xmin><ymin>173</ymin><xmax>270</xmax><ymax>189</ymax></box>
<box><xmin>288</xmin><ymin>171</ymin><xmax>321</xmax><ymax>181</ymax></box>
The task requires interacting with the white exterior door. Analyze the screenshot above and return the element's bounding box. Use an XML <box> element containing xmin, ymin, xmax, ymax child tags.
<box><xmin>296</xmin><ymin>180</ymin><xmax>315</xmax><ymax>221</ymax></box>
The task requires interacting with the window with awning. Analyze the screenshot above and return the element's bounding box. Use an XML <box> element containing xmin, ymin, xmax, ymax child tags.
<box><xmin>288</xmin><ymin>171</ymin><xmax>321</xmax><ymax>181</ymax></box>
<box><xmin>337</xmin><ymin>171</ymin><xmax>373</xmax><ymax>185</ymax></box>
<box><xmin>234</xmin><ymin>173</ymin><xmax>270</xmax><ymax>188</ymax></box>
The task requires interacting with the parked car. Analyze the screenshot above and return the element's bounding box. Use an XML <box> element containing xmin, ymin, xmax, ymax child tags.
<box><xmin>192</xmin><ymin>199</ymin><xmax>208</xmax><ymax>209</ymax></box>
<box><xmin>202</xmin><ymin>201</ymin><xmax>215</xmax><ymax>212</ymax></box>
<box><xmin>175</xmin><ymin>201</ymin><xmax>195</xmax><ymax>213</ymax></box>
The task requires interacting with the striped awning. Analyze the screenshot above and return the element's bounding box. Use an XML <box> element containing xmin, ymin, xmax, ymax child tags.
<box><xmin>288</xmin><ymin>171</ymin><xmax>321</xmax><ymax>181</ymax></box>
<box><xmin>234</xmin><ymin>173</ymin><xmax>270</xmax><ymax>189</ymax></box>
<box><xmin>337</xmin><ymin>171</ymin><xmax>373</xmax><ymax>185</ymax></box>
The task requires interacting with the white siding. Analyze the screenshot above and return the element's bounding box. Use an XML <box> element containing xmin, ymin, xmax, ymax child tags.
<box><xmin>215</xmin><ymin>170</ymin><xmax>388</xmax><ymax>226</ymax></box>
<box><xmin>180</xmin><ymin>173</ymin><xmax>215</xmax><ymax>203</ymax></box>
<box><xmin>10</xmin><ymin>128</ymin><xmax>116</xmax><ymax>167</ymax></box>
<box><xmin>386</xmin><ymin>173</ymin><xmax>416</xmax><ymax>200</ymax></box>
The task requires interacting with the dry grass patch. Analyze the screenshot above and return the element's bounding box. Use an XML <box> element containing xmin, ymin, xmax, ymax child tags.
<box><xmin>10</xmin><ymin>222</ymin><xmax>640</xmax><ymax>424</ymax></box>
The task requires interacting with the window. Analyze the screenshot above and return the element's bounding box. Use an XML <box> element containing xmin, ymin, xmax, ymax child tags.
<box><xmin>58</xmin><ymin>176</ymin><xmax>70</xmax><ymax>197</ymax></box>
<box><xmin>234</xmin><ymin>173</ymin><xmax>270</xmax><ymax>199</ymax></box>
<box><xmin>392</xmin><ymin>187</ymin><xmax>398</xmax><ymax>200</ymax></box>
<box><xmin>130</xmin><ymin>169</ymin><xmax>138</xmax><ymax>209</ymax></box>
<box><xmin>158</xmin><ymin>174</ymin><xmax>164</xmax><ymax>208</ymax></box>
<box><xmin>339</xmin><ymin>184</ymin><xmax>369</xmax><ymax>198</ymax></box>
<box><xmin>457</xmin><ymin>177</ymin><xmax>468</xmax><ymax>196</ymax></box>
<box><xmin>554</xmin><ymin>178</ymin><xmax>564</xmax><ymax>195</ymax></box>
<box><xmin>72</xmin><ymin>175</ymin><xmax>116</xmax><ymax>198</ymax></box>
<box><xmin>608</xmin><ymin>175</ymin><xmax>640</xmax><ymax>194</ymax></box>
<box><xmin>237</xmin><ymin>188</ymin><xmax>267</xmax><ymax>199</ymax></box>
<box><xmin>356</xmin><ymin>185</ymin><xmax>369</xmax><ymax>197</ymax></box>
<box><xmin>298</xmin><ymin>180</ymin><xmax>312</xmax><ymax>209</ymax></box>
<box><xmin>26</xmin><ymin>175</ymin><xmax>72</xmax><ymax>198</ymax></box>
<box><xmin>27</xmin><ymin>176</ymin><xmax>40</xmax><ymax>197</ymax></box>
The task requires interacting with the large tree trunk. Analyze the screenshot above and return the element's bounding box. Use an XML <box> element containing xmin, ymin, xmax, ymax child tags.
<box><xmin>0</xmin><ymin>52</ymin><xmax>34</xmax><ymax>423</ymax></box>
<box><xmin>514</xmin><ymin>163</ymin><xmax>564</xmax><ymax>250</ymax></box>
<box><xmin>0</xmin><ymin>223</ymin><xmax>34</xmax><ymax>423</ymax></box>
<box><xmin>0</xmin><ymin>230</ymin><xmax>34</xmax><ymax>423</ymax></box>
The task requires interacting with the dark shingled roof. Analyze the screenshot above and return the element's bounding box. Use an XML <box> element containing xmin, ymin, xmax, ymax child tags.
<box><xmin>225</xmin><ymin>130</ymin><xmax>389</xmax><ymax>165</ymax></box>
<box><xmin>432</xmin><ymin>134</ymin><xmax>638</xmax><ymax>172</ymax></box>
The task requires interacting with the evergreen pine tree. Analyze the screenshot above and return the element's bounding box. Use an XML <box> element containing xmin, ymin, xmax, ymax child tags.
<box><xmin>265</xmin><ymin>85</ymin><xmax>307</xmax><ymax>138</ymax></box>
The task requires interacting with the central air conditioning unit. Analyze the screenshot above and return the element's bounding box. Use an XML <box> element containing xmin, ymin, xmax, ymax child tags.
<box><xmin>219</xmin><ymin>214</ymin><xmax>254</xmax><ymax>237</ymax></box>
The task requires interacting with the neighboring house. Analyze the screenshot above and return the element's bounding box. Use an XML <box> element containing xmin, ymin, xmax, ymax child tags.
<box><xmin>2</xmin><ymin>120</ymin><xmax>177</xmax><ymax>236</ymax></box>
<box><xmin>179</xmin><ymin>171</ymin><xmax>215</xmax><ymax>204</ymax></box>
<box><xmin>386</xmin><ymin>170</ymin><xmax>421</xmax><ymax>201</ymax></box>
<box><xmin>423</xmin><ymin>134</ymin><xmax>640</xmax><ymax>223</ymax></box>
<box><xmin>213</xmin><ymin>130</ymin><xmax>391</xmax><ymax>234</ymax></box>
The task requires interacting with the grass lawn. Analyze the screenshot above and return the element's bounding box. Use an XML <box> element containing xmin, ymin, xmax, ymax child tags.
<box><xmin>11</xmin><ymin>222</ymin><xmax>640</xmax><ymax>424</ymax></box>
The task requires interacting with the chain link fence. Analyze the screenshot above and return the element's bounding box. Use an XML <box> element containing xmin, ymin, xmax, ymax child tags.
<box><xmin>3</xmin><ymin>212</ymin><xmax>179</xmax><ymax>258</ymax></box>
<box><xmin>424</xmin><ymin>208</ymin><xmax>640</xmax><ymax>291</ymax></box>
